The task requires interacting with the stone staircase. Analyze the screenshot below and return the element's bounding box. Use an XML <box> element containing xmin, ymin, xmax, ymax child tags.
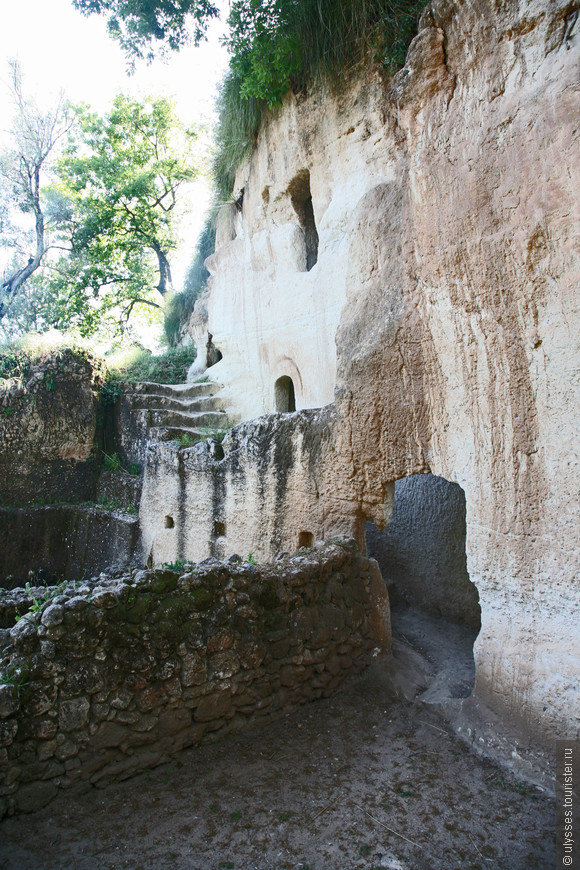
<box><xmin>115</xmin><ymin>379</ymin><xmax>232</xmax><ymax>465</ymax></box>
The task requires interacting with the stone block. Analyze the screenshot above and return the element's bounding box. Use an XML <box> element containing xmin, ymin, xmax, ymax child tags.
<box><xmin>180</xmin><ymin>653</ymin><xmax>207</xmax><ymax>687</ymax></box>
<box><xmin>40</xmin><ymin>605</ymin><xmax>63</xmax><ymax>628</ymax></box>
<box><xmin>33</xmin><ymin>718</ymin><xmax>57</xmax><ymax>740</ymax></box>
<box><xmin>0</xmin><ymin>685</ymin><xmax>18</xmax><ymax>719</ymax></box>
<box><xmin>91</xmin><ymin>722</ymin><xmax>129</xmax><ymax>750</ymax></box>
<box><xmin>16</xmin><ymin>780</ymin><xmax>58</xmax><ymax>813</ymax></box>
<box><xmin>58</xmin><ymin>698</ymin><xmax>90</xmax><ymax>732</ymax></box>
<box><xmin>136</xmin><ymin>684</ymin><xmax>168</xmax><ymax>713</ymax></box>
<box><xmin>158</xmin><ymin>707</ymin><xmax>192</xmax><ymax>736</ymax></box>
<box><xmin>0</xmin><ymin>721</ymin><xmax>18</xmax><ymax>747</ymax></box>
<box><xmin>194</xmin><ymin>692</ymin><xmax>232</xmax><ymax>722</ymax></box>
<box><xmin>210</xmin><ymin>651</ymin><xmax>240</xmax><ymax>680</ymax></box>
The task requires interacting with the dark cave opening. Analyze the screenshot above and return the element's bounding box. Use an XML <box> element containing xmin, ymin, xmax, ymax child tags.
<box><xmin>366</xmin><ymin>473</ymin><xmax>481</xmax><ymax>701</ymax></box>
<box><xmin>288</xmin><ymin>169</ymin><xmax>319</xmax><ymax>272</ymax></box>
<box><xmin>275</xmin><ymin>376</ymin><xmax>296</xmax><ymax>413</ymax></box>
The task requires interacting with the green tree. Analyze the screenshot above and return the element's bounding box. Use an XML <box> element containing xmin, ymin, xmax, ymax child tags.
<box><xmin>1</xmin><ymin>82</ymin><xmax>202</xmax><ymax>339</ymax></box>
<box><xmin>53</xmin><ymin>94</ymin><xmax>201</xmax><ymax>332</ymax></box>
<box><xmin>72</xmin><ymin>0</ymin><xmax>219</xmax><ymax>66</ymax></box>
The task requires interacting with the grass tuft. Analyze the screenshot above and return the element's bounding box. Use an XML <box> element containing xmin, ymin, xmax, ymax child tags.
<box><xmin>104</xmin><ymin>345</ymin><xmax>197</xmax><ymax>386</ymax></box>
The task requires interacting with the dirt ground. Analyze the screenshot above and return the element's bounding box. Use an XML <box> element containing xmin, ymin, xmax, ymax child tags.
<box><xmin>0</xmin><ymin>612</ymin><xmax>555</xmax><ymax>870</ymax></box>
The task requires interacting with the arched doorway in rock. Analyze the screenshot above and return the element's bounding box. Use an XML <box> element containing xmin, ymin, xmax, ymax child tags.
<box><xmin>275</xmin><ymin>376</ymin><xmax>296</xmax><ymax>413</ymax></box>
<box><xmin>366</xmin><ymin>473</ymin><xmax>481</xmax><ymax>702</ymax></box>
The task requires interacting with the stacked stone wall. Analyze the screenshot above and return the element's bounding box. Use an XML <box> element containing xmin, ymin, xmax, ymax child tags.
<box><xmin>0</xmin><ymin>540</ymin><xmax>390</xmax><ymax>817</ymax></box>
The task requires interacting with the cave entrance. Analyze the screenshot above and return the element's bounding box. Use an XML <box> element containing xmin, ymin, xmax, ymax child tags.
<box><xmin>366</xmin><ymin>473</ymin><xmax>481</xmax><ymax>701</ymax></box>
<box><xmin>275</xmin><ymin>376</ymin><xmax>296</xmax><ymax>413</ymax></box>
<box><xmin>288</xmin><ymin>169</ymin><xmax>319</xmax><ymax>271</ymax></box>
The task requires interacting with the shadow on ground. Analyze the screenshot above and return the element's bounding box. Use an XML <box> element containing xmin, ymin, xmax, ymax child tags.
<box><xmin>0</xmin><ymin>611</ymin><xmax>554</xmax><ymax>870</ymax></box>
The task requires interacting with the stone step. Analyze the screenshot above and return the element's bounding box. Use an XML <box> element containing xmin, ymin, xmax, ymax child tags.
<box><xmin>147</xmin><ymin>408</ymin><xmax>230</xmax><ymax>430</ymax></box>
<box><xmin>129</xmin><ymin>380</ymin><xmax>219</xmax><ymax>399</ymax></box>
<box><xmin>124</xmin><ymin>392</ymin><xmax>227</xmax><ymax>413</ymax></box>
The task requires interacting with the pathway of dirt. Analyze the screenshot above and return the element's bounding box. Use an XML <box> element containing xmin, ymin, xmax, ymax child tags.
<box><xmin>0</xmin><ymin>639</ymin><xmax>554</xmax><ymax>870</ymax></box>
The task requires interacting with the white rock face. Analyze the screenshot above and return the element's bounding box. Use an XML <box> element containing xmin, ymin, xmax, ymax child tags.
<box><xmin>165</xmin><ymin>0</ymin><xmax>580</xmax><ymax>757</ymax></box>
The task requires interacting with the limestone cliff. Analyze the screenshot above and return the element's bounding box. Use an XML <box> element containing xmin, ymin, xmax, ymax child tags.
<box><xmin>171</xmin><ymin>0</ymin><xmax>580</xmax><ymax>758</ymax></box>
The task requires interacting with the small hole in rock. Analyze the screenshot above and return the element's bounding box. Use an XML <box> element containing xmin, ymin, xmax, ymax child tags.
<box><xmin>164</xmin><ymin>515</ymin><xmax>175</xmax><ymax>529</ymax></box>
<box><xmin>298</xmin><ymin>531</ymin><xmax>314</xmax><ymax>548</ymax></box>
<box><xmin>214</xmin><ymin>521</ymin><xmax>226</xmax><ymax>538</ymax></box>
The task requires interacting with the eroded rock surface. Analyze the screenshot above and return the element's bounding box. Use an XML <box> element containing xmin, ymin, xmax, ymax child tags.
<box><xmin>177</xmin><ymin>0</ymin><xmax>580</xmax><ymax>760</ymax></box>
<box><xmin>0</xmin><ymin>349</ymin><xmax>103</xmax><ymax>504</ymax></box>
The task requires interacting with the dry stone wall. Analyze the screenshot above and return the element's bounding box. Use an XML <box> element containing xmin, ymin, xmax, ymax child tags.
<box><xmin>0</xmin><ymin>540</ymin><xmax>390</xmax><ymax>817</ymax></box>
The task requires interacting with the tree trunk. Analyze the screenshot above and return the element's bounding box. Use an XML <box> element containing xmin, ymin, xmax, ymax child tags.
<box><xmin>151</xmin><ymin>241</ymin><xmax>173</xmax><ymax>296</ymax></box>
<box><xmin>0</xmin><ymin>166</ymin><xmax>45</xmax><ymax>319</ymax></box>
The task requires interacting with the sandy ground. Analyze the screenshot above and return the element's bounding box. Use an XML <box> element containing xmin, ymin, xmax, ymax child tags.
<box><xmin>0</xmin><ymin>612</ymin><xmax>555</xmax><ymax>870</ymax></box>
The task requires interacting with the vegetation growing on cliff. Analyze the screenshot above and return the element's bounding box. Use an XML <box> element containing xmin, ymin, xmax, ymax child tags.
<box><xmin>3</xmin><ymin>2</ymin><xmax>425</xmax><ymax>343</ymax></box>
<box><xmin>72</xmin><ymin>0</ymin><xmax>426</xmax><ymax>199</ymax></box>
<box><xmin>0</xmin><ymin>335</ymin><xmax>100</xmax><ymax>395</ymax></box>
<box><xmin>215</xmin><ymin>0</ymin><xmax>426</xmax><ymax>196</ymax></box>
<box><xmin>103</xmin><ymin>344</ymin><xmax>196</xmax><ymax>385</ymax></box>
<box><xmin>162</xmin><ymin>213</ymin><xmax>216</xmax><ymax>345</ymax></box>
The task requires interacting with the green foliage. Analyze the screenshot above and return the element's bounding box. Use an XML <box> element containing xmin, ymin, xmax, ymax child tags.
<box><xmin>199</xmin><ymin>423</ymin><xmax>230</xmax><ymax>443</ymax></box>
<box><xmin>100</xmin><ymin>378</ymin><xmax>125</xmax><ymax>407</ymax></box>
<box><xmin>0</xmin><ymin>663</ymin><xmax>30</xmax><ymax>698</ymax></box>
<box><xmin>72</xmin><ymin>0</ymin><xmax>220</xmax><ymax>66</ymax></box>
<box><xmin>0</xmin><ymin>272</ymin><xmax>74</xmax><ymax>344</ymax></box>
<box><xmin>174</xmin><ymin>422</ymin><xmax>230</xmax><ymax>449</ymax></box>
<box><xmin>68</xmin><ymin>2</ymin><xmax>425</xmax><ymax>209</ymax></box>
<box><xmin>214</xmin><ymin>0</ymin><xmax>426</xmax><ymax>197</ymax></box>
<box><xmin>1</xmin><ymin>85</ymin><xmax>204</xmax><ymax>342</ymax></box>
<box><xmin>104</xmin><ymin>344</ymin><xmax>196</xmax><ymax>385</ymax></box>
<box><xmin>225</xmin><ymin>0</ymin><xmax>426</xmax><ymax>104</ymax></box>
<box><xmin>0</xmin><ymin>347</ymin><xmax>32</xmax><ymax>387</ymax></box>
<box><xmin>43</xmin><ymin>370</ymin><xmax>56</xmax><ymax>391</ymax></box>
<box><xmin>0</xmin><ymin>336</ymin><xmax>98</xmax><ymax>394</ymax></box>
<box><xmin>47</xmin><ymin>94</ymin><xmax>202</xmax><ymax>337</ymax></box>
<box><xmin>102</xmin><ymin>451</ymin><xmax>124</xmax><ymax>472</ymax></box>
<box><xmin>163</xmin><ymin>212</ymin><xmax>216</xmax><ymax>345</ymax></box>
<box><xmin>213</xmin><ymin>72</ymin><xmax>266</xmax><ymax>200</ymax></box>
<box><xmin>175</xmin><ymin>432</ymin><xmax>195</xmax><ymax>448</ymax></box>
<box><xmin>160</xmin><ymin>558</ymin><xmax>194</xmax><ymax>573</ymax></box>
<box><xmin>225</xmin><ymin>1</ymin><xmax>301</xmax><ymax>107</ymax></box>
<box><xmin>18</xmin><ymin>578</ymin><xmax>67</xmax><ymax>621</ymax></box>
